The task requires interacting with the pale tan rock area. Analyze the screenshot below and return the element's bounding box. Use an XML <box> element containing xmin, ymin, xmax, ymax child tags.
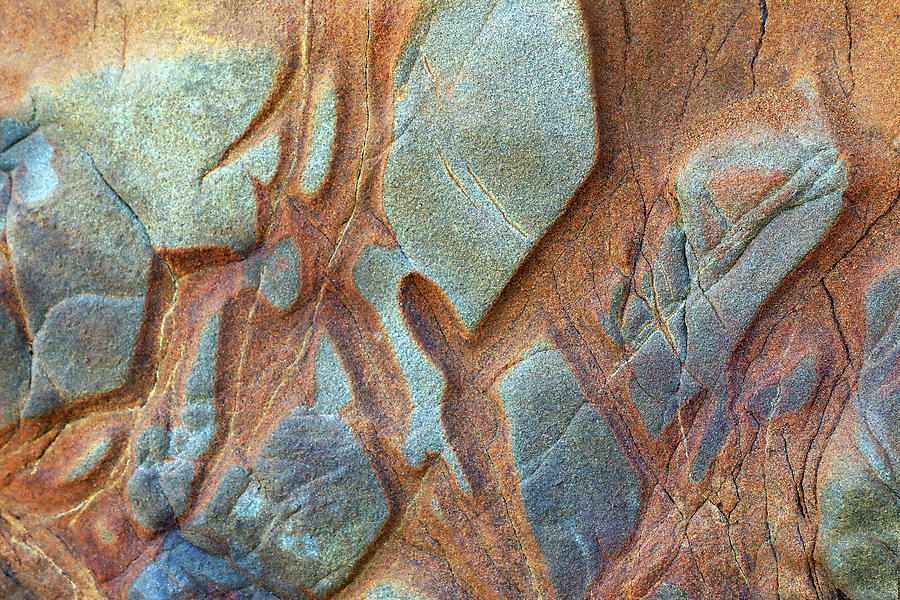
<box><xmin>1</xmin><ymin>0</ymin><xmax>900</xmax><ymax>599</ymax></box>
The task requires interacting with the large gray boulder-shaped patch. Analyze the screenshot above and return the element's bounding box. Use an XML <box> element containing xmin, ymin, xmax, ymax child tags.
<box><xmin>32</xmin><ymin>294</ymin><xmax>144</xmax><ymax>401</ymax></box>
<box><xmin>499</xmin><ymin>343</ymin><xmax>640</xmax><ymax>600</ymax></box>
<box><xmin>3</xmin><ymin>129</ymin><xmax>151</xmax><ymax>334</ymax></box>
<box><xmin>384</xmin><ymin>0</ymin><xmax>596</xmax><ymax>328</ymax></box>
<box><xmin>182</xmin><ymin>336</ymin><xmax>387</xmax><ymax>597</ymax></box>
<box><xmin>678</xmin><ymin>123</ymin><xmax>845</xmax><ymax>480</ymax></box>
<box><xmin>28</xmin><ymin>49</ymin><xmax>280</xmax><ymax>252</ymax></box>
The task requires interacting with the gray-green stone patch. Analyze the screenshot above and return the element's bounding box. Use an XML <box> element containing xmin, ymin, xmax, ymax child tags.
<box><xmin>353</xmin><ymin>244</ymin><xmax>463</xmax><ymax>483</ymax></box>
<box><xmin>4</xmin><ymin>128</ymin><xmax>151</xmax><ymax>334</ymax></box>
<box><xmin>258</xmin><ymin>238</ymin><xmax>301</xmax><ymax>310</ymax></box>
<box><xmin>128</xmin><ymin>313</ymin><xmax>220</xmax><ymax>527</ymax></box>
<box><xmin>127</xmin><ymin>532</ymin><xmax>278</xmax><ymax>600</ymax></box>
<box><xmin>299</xmin><ymin>87</ymin><xmax>336</xmax><ymax>193</ymax></box>
<box><xmin>854</xmin><ymin>267</ymin><xmax>900</xmax><ymax>497</ymax></box>
<box><xmin>667</xmin><ymin>110</ymin><xmax>846</xmax><ymax>480</ymax></box>
<box><xmin>171</xmin><ymin>313</ymin><xmax>219</xmax><ymax>459</ymax></box>
<box><xmin>65</xmin><ymin>437</ymin><xmax>112</xmax><ymax>481</ymax></box>
<box><xmin>32</xmin><ymin>294</ymin><xmax>144</xmax><ymax>400</ymax></box>
<box><xmin>1</xmin><ymin>129</ymin><xmax>58</xmax><ymax>203</ymax></box>
<box><xmin>746</xmin><ymin>353</ymin><xmax>817</xmax><ymax>418</ymax></box>
<box><xmin>26</xmin><ymin>49</ymin><xmax>280</xmax><ymax>252</ymax></box>
<box><xmin>819</xmin><ymin>455</ymin><xmax>900</xmax><ymax>600</ymax></box>
<box><xmin>0</xmin><ymin>304</ymin><xmax>30</xmax><ymax>429</ymax></box>
<box><xmin>4</xmin><ymin>126</ymin><xmax>150</xmax><ymax>419</ymax></box>
<box><xmin>499</xmin><ymin>343</ymin><xmax>640</xmax><ymax>600</ymax></box>
<box><xmin>365</xmin><ymin>583</ymin><xmax>428</xmax><ymax>600</ymax></box>
<box><xmin>128</xmin><ymin>425</ymin><xmax>176</xmax><ymax>530</ymax></box>
<box><xmin>384</xmin><ymin>0</ymin><xmax>596</xmax><ymax>328</ymax></box>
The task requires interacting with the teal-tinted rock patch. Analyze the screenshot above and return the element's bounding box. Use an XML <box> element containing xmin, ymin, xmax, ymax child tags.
<box><xmin>65</xmin><ymin>437</ymin><xmax>112</xmax><ymax>481</ymax></box>
<box><xmin>353</xmin><ymin>244</ymin><xmax>463</xmax><ymax>482</ymax></box>
<box><xmin>179</xmin><ymin>334</ymin><xmax>387</xmax><ymax>597</ymax></box>
<box><xmin>127</xmin><ymin>532</ymin><xmax>278</xmax><ymax>600</ymax></box>
<box><xmin>499</xmin><ymin>343</ymin><xmax>640</xmax><ymax>600</ymax></box>
<box><xmin>23</xmin><ymin>362</ymin><xmax>62</xmax><ymax>420</ymax></box>
<box><xmin>28</xmin><ymin>49</ymin><xmax>280</xmax><ymax>252</ymax></box>
<box><xmin>499</xmin><ymin>342</ymin><xmax>584</xmax><ymax>479</ymax></box>
<box><xmin>855</xmin><ymin>267</ymin><xmax>900</xmax><ymax>495</ymax></box>
<box><xmin>157</xmin><ymin>459</ymin><xmax>195</xmax><ymax>518</ymax></box>
<box><xmin>608</xmin><ymin>117</ymin><xmax>847</xmax><ymax>475</ymax></box>
<box><xmin>819</xmin><ymin>456</ymin><xmax>900</xmax><ymax>600</ymax></box>
<box><xmin>671</xmin><ymin>113</ymin><xmax>846</xmax><ymax>480</ymax></box>
<box><xmin>299</xmin><ymin>87</ymin><xmax>336</xmax><ymax>193</ymax></box>
<box><xmin>184</xmin><ymin>313</ymin><xmax>219</xmax><ymax>402</ymax></box>
<box><xmin>384</xmin><ymin>0</ymin><xmax>596</xmax><ymax>328</ymax></box>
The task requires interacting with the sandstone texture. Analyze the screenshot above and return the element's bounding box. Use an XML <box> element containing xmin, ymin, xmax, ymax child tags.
<box><xmin>0</xmin><ymin>0</ymin><xmax>899</xmax><ymax>599</ymax></box>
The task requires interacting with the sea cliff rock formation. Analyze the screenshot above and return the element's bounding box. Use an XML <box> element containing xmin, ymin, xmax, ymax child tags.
<box><xmin>1</xmin><ymin>0</ymin><xmax>900</xmax><ymax>599</ymax></box>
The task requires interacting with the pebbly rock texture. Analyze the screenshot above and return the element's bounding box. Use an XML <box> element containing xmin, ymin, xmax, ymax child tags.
<box><xmin>1</xmin><ymin>1</ymin><xmax>900</xmax><ymax>599</ymax></box>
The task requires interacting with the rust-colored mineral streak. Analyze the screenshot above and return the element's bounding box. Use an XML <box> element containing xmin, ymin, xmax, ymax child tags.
<box><xmin>1</xmin><ymin>0</ymin><xmax>900</xmax><ymax>599</ymax></box>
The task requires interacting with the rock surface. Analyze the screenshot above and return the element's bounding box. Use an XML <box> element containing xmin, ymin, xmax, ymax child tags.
<box><xmin>1</xmin><ymin>1</ymin><xmax>899</xmax><ymax>599</ymax></box>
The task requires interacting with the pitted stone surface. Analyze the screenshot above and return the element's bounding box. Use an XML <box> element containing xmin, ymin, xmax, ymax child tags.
<box><xmin>32</xmin><ymin>294</ymin><xmax>144</xmax><ymax>401</ymax></box>
<box><xmin>4</xmin><ymin>128</ymin><xmax>151</xmax><ymax>334</ymax></box>
<box><xmin>28</xmin><ymin>50</ymin><xmax>280</xmax><ymax>252</ymax></box>
<box><xmin>500</xmin><ymin>343</ymin><xmax>640</xmax><ymax>600</ymax></box>
<box><xmin>2</xmin><ymin>2</ymin><xmax>900</xmax><ymax>599</ymax></box>
<box><xmin>178</xmin><ymin>335</ymin><xmax>388</xmax><ymax>597</ymax></box>
<box><xmin>384</xmin><ymin>0</ymin><xmax>596</xmax><ymax>328</ymax></box>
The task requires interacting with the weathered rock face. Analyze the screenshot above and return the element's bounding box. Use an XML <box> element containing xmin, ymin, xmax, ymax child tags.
<box><xmin>1</xmin><ymin>1</ymin><xmax>899</xmax><ymax>599</ymax></box>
